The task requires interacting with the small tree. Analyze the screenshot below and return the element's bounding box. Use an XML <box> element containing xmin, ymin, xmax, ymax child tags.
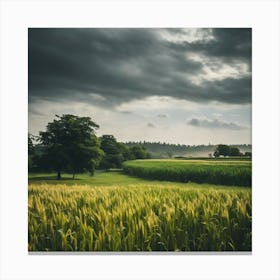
<box><xmin>129</xmin><ymin>144</ymin><xmax>151</xmax><ymax>159</ymax></box>
<box><xmin>99</xmin><ymin>135</ymin><xmax>124</xmax><ymax>169</ymax></box>
<box><xmin>118</xmin><ymin>142</ymin><xmax>134</xmax><ymax>161</ymax></box>
<box><xmin>214</xmin><ymin>144</ymin><xmax>241</xmax><ymax>157</ymax></box>
<box><xmin>28</xmin><ymin>133</ymin><xmax>35</xmax><ymax>170</ymax></box>
<box><xmin>229</xmin><ymin>147</ymin><xmax>241</xmax><ymax>156</ymax></box>
<box><xmin>214</xmin><ymin>150</ymin><xmax>220</xmax><ymax>158</ymax></box>
<box><xmin>38</xmin><ymin>114</ymin><xmax>103</xmax><ymax>179</ymax></box>
<box><xmin>244</xmin><ymin>151</ymin><xmax>252</xmax><ymax>158</ymax></box>
<box><xmin>214</xmin><ymin>144</ymin><xmax>230</xmax><ymax>157</ymax></box>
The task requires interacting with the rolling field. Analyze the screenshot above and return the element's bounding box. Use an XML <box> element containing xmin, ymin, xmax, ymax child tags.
<box><xmin>28</xmin><ymin>159</ymin><xmax>252</xmax><ymax>252</ymax></box>
<box><xmin>123</xmin><ymin>159</ymin><xmax>252</xmax><ymax>186</ymax></box>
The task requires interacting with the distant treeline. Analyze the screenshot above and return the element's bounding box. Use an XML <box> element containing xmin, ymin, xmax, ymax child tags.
<box><xmin>125</xmin><ymin>141</ymin><xmax>252</xmax><ymax>158</ymax></box>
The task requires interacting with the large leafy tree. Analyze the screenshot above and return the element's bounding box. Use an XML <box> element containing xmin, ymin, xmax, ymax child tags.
<box><xmin>39</xmin><ymin>114</ymin><xmax>103</xmax><ymax>179</ymax></box>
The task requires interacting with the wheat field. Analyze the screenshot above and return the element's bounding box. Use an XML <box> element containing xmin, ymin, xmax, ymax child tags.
<box><xmin>28</xmin><ymin>182</ymin><xmax>251</xmax><ymax>251</ymax></box>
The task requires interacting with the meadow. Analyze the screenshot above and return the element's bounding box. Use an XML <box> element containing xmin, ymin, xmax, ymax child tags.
<box><xmin>28</xmin><ymin>159</ymin><xmax>252</xmax><ymax>252</ymax></box>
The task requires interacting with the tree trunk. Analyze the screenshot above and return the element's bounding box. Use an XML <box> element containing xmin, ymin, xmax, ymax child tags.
<box><xmin>57</xmin><ymin>171</ymin><xmax>61</xmax><ymax>180</ymax></box>
<box><xmin>90</xmin><ymin>166</ymin><xmax>95</xmax><ymax>177</ymax></box>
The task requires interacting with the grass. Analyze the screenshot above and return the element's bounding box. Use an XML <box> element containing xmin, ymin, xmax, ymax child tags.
<box><xmin>29</xmin><ymin>170</ymin><xmax>178</xmax><ymax>187</ymax></box>
<box><xmin>28</xmin><ymin>168</ymin><xmax>252</xmax><ymax>252</ymax></box>
<box><xmin>123</xmin><ymin>159</ymin><xmax>252</xmax><ymax>186</ymax></box>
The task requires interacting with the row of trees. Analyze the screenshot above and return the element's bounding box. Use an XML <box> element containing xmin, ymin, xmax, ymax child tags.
<box><xmin>99</xmin><ymin>135</ymin><xmax>150</xmax><ymax>169</ymax></box>
<box><xmin>213</xmin><ymin>144</ymin><xmax>252</xmax><ymax>157</ymax></box>
<box><xmin>126</xmin><ymin>141</ymin><xmax>252</xmax><ymax>158</ymax></box>
<box><xmin>28</xmin><ymin>114</ymin><xmax>150</xmax><ymax>179</ymax></box>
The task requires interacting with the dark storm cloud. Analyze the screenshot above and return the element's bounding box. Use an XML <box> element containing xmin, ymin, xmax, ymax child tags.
<box><xmin>29</xmin><ymin>28</ymin><xmax>251</xmax><ymax>106</ymax></box>
<box><xmin>187</xmin><ymin>118</ymin><xmax>245</xmax><ymax>130</ymax></box>
<box><xmin>168</xmin><ymin>28</ymin><xmax>251</xmax><ymax>63</ymax></box>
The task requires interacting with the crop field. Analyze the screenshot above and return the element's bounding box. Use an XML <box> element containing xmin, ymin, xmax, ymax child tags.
<box><xmin>28</xmin><ymin>161</ymin><xmax>252</xmax><ymax>252</ymax></box>
<box><xmin>123</xmin><ymin>159</ymin><xmax>252</xmax><ymax>186</ymax></box>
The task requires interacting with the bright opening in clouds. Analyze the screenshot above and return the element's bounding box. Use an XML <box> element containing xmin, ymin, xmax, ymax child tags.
<box><xmin>28</xmin><ymin>28</ymin><xmax>251</xmax><ymax>145</ymax></box>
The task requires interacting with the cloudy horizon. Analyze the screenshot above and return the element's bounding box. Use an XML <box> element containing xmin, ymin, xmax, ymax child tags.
<box><xmin>28</xmin><ymin>28</ymin><xmax>251</xmax><ymax>145</ymax></box>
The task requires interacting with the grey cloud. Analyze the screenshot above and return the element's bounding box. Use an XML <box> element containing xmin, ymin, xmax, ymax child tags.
<box><xmin>188</xmin><ymin>118</ymin><xmax>246</xmax><ymax>130</ymax></box>
<box><xmin>29</xmin><ymin>28</ymin><xmax>251</xmax><ymax>107</ymax></box>
<box><xmin>29</xmin><ymin>107</ymin><xmax>45</xmax><ymax>117</ymax></box>
<box><xmin>157</xmin><ymin>114</ymin><xmax>168</xmax><ymax>118</ymax></box>
<box><xmin>147</xmin><ymin>122</ymin><xmax>156</xmax><ymax>128</ymax></box>
<box><xmin>169</xmin><ymin>28</ymin><xmax>251</xmax><ymax>63</ymax></box>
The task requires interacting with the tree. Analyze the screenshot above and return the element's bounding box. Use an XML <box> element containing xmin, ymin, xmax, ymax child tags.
<box><xmin>99</xmin><ymin>135</ymin><xmax>124</xmax><ymax>169</ymax></box>
<box><xmin>129</xmin><ymin>144</ymin><xmax>150</xmax><ymax>159</ymax></box>
<box><xmin>214</xmin><ymin>144</ymin><xmax>230</xmax><ymax>157</ymax></box>
<box><xmin>38</xmin><ymin>114</ymin><xmax>103</xmax><ymax>179</ymax></box>
<box><xmin>214</xmin><ymin>144</ymin><xmax>241</xmax><ymax>157</ymax></box>
<box><xmin>214</xmin><ymin>150</ymin><xmax>220</xmax><ymax>158</ymax></box>
<box><xmin>100</xmin><ymin>135</ymin><xmax>119</xmax><ymax>155</ymax></box>
<box><xmin>118</xmin><ymin>142</ymin><xmax>134</xmax><ymax>161</ymax></box>
<box><xmin>244</xmin><ymin>151</ymin><xmax>252</xmax><ymax>157</ymax></box>
<box><xmin>229</xmin><ymin>147</ymin><xmax>241</xmax><ymax>156</ymax></box>
<box><xmin>28</xmin><ymin>133</ymin><xmax>35</xmax><ymax>170</ymax></box>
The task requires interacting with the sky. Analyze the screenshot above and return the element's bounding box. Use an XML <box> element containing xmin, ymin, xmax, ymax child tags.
<box><xmin>28</xmin><ymin>28</ymin><xmax>252</xmax><ymax>145</ymax></box>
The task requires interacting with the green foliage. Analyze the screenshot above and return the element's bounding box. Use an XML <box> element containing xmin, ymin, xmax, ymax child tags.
<box><xmin>215</xmin><ymin>144</ymin><xmax>230</xmax><ymax>157</ymax></box>
<box><xmin>100</xmin><ymin>135</ymin><xmax>119</xmax><ymax>154</ymax></box>
<box><xmin>28</xmin><ymin>133</ymin><xmax>35</xmax><ymax>170</ymax></box>
<box><xmin>28</xmin><ymin>181</ymin><xmax>251</xmax><ymax>251</ymax></box>
<box><xmin>244</xmin><ymin>152</ymin><xmax>252</xmax><ymax>157</ymax></box>
<box><xmin>229</xmin><ymin>147</ymin><xmax>241</xmax><ymax>156</ymax></box>
<box><xmin>38</xmin><ymin>114</ymin><xmax>103</xmax><ymax>178</ymax></box>
<box><xmin>129</xmin><ymin>144</ymin><xmax>151</xmax><ymax>159</ymax></box>
<box><xmin>123</xmin><ymin>159</ymin><xmax>252</xmax><ymax>186</ymax></box>
<box><xmin>99</xmin><ymin>137</ymin><xmax>150</xmax><ymax>169</ymax></box>
<box><xmin>126</xmin><ymin>142</ymin><xmax>252</xmax><ymax>158</ymax></box>
<box><xmin>99</xmin><ymin>135</ymin><xmax>124</xmax><ymax>169</ymax></box>
<box><xmin>214</xmin><ymin>144</ymin><xmax>241</xmax><ymax>157</ymax></box>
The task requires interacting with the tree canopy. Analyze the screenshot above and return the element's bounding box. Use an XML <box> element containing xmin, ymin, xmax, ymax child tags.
<box><xmin>99</xmin><ymin>135</ymin><xmax>150</xmax><ymax>169</ymax></box>
<box><xmin>214</xmin><ymin>144</ymin><xmax>241</xmax><ymax>157</ymax></box>
<box><xmin>99</xmin><ymin>135</ymin><xmax>124</xmax><ymax>169</ymax></box>
<box><xmin>38</xmin><ymin>114</ymin><xmax>103</xmax><ymax>179</ymax></box>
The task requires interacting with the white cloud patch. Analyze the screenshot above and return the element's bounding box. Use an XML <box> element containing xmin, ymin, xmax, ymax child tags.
<box><xmin>159</xmin><ymin>28</ymin><xmax>215</xmax><ymax>43</ymax></box>
<box><xmin>186</xmin><ymin>53</ymin><xmax>250</xmax><ymax>85</ymax></box>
